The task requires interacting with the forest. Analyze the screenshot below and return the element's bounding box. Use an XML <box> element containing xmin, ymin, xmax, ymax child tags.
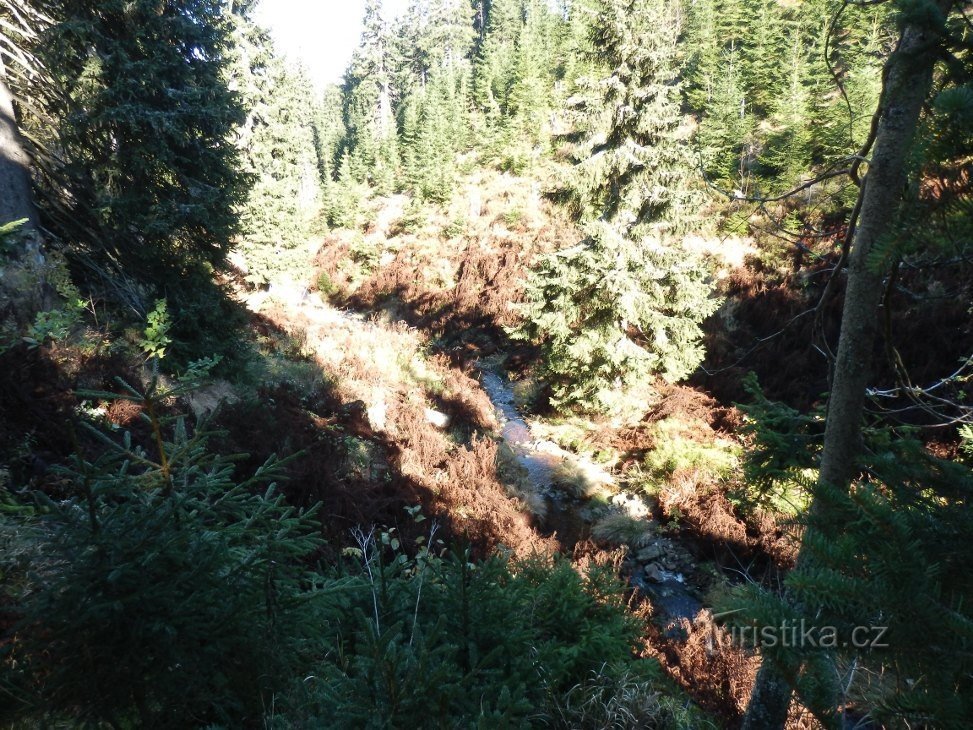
<box><xmin>0</xmin><ymin>0</ymin><xmax>971</xmax><ymax>727</ymax></box>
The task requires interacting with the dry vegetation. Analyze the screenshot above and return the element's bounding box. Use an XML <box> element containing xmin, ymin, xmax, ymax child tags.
<box><xmin>277</xmin><ymin>170</ymin><xmax>825</xmax><ymax>727</ymax></box>
<box><xmin>242</xmin><ymin>280</ymin><xmax>554</xmax><ymax>557</ymax></box>
<box><xmin>316</xmin><ymin>169</ymin><xmax>579</xmax><ymax>359</ymax></box>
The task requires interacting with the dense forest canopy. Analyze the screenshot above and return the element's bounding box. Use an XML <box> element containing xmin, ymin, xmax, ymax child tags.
<box><xmin>1</xmin><ymin>0</ymin><xmax>971</xmax><ymax>727</ymax></box>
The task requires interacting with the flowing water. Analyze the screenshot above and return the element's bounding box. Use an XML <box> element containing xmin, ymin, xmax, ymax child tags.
<box><xmin>479</xmin><ymin>367</ymin><xmax>703</xmax><ymax>626</ymax></box>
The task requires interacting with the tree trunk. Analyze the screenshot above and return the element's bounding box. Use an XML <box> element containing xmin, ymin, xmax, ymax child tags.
<box><xmin>1</xmin><ymin>53</ymin><xmax>48</xmax><ymax>321</ymax></box>
<box><xmin>0</xmin><ymin>55</ymin><xmax>38</xmax><ymax>231</ymax></box>
<box><xmin>741</xmin><ymin>4</ymin><xmax>954</xmax><ymax>728</ymax></box>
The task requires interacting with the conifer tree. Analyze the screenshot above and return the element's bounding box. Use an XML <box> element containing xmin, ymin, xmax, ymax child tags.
<box><xmin>400</xmin><ymin>70</ymin><xmax>470</xmax><ymax>201</ymax></box>
<box><xmin>758</xmin><ymin>27</ymin><xmax>815</xmax><ymax>184</ymax></box>
<box><xmin>395</xmin><ymin>0</ymin><xmax>475</xmax><ymax>198</ymax></box>
<box><xmin>342</xmin><ymin>0</ymin><xmax>401</xmax><ymax>194</ymax></box>
<box><xmin>38</xmin><ymin>0</ymin><xmax>246</xmax><ymax>272</ymax></box>
<box><xmin>473</xmin><ymin>0</ymin><xmax>565</xmax><ymax>162</ymax></box>
<box><xmin>232</xmin><ymin>19</ymin><xmax>322</xmax><ymax>285</ymax></box>
<box><xmin>728</xmin><ymin>383</ymin><xmax>973</xmax><ymax>727</ymax></box>
<box><xmin>682</xmin><ymin>0</ymin><xmax>721</xmax><ymax>112</ymax></box>
<box><xmin>396</xmin><ymin>0</ymin><xmax>475</xmax><ymax>88</ymax></box>
<box><xmin>517</xmin><ymin>0</ymin><xmax>718</xmax><ymax>415</ymax></box>
<box><xmin>797</xmin><ymin>0</ymin><xmax>894</xmax><ymax>166</ymax></box>
<box><xmin>1</xmin><ymin>379</ymin><xmax>326</xmax><ymax>726</ymax></box>
<box><xmin>7</xmin><ymin>0</ymin><xmax>249</xmax><ymax>362</ymax></box>
<box><xmin>473</xmin><ymin>0</ymin><xmax>522</xmax><ymax>119</ymax></box>
<box><xmin>564</xmin><ymin>0</ymin><xmax>700</xmax><ymax>226</ymax></box>
<box><xmin>695</xmin><ymin>45</ymin><xmax>753</xmax><ymax>185</ymax></box>
<box><xmin>315</xmin><ymin>85</ymin><xmax>347</xmax><ymax>187</ymax></box>
<box><xmin>738</xmin><ymin>0</ymin><xmax>789</xmax><ymax>116</ymax></box>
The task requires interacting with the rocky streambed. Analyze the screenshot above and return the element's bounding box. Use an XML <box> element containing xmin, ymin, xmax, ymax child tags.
<box><xmin>479</xmin><ymin>367</ymin><xmax>704</xmax><ymax>629</ymax></box>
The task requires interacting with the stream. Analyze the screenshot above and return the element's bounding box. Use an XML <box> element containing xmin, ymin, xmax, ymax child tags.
<box><xmin>479</xmin><ymin>366</ymin><xmax>704</xmax><ymax>631</ymax></box>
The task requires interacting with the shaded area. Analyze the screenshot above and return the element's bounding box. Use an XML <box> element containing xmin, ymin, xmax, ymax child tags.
<box><xmin>700</xmin><ymin>251</ymin><xmax>973</xmax><ymax>431</ymax></box>
<box><xmin>231</xmin><ymin>305</ymin><xmax>556</xmax><ymax>559</ymax></box>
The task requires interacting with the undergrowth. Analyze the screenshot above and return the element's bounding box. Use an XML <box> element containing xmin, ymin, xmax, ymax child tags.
<box><xmin>0</xmin><ymin>368</ymin><xmax>705</xmax><ymax>728</ymax></box>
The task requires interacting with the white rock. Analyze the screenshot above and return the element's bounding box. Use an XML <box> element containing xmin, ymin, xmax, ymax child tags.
<box><xmin>188</xmin><ymin>381</ymin><xmax>238</xmax><ymax>419</ymax></box>
<box><xmin>424</xmin><ymin>408</ymin><xmax>450</xmax><ymax>429</ymax></box>
<box><xmin>367</xmin><ymin>395</ymin><xmax>387</xmax><ymax>431</ymax></box>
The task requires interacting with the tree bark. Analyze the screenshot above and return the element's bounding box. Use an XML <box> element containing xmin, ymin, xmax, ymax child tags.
<box><xmin>1</xmin><ymin>52</ymin><xmax>48</xmax><ymax>321</ymax></box>
<box><xmin>0</xmin><ymin>54</ymin><xmax>38</xmax><ymax>231</ymax></box>
<box><xmin>741</xmin><ymin>3</ymin><xmax>954</xmax><ymax>728</ymax></box>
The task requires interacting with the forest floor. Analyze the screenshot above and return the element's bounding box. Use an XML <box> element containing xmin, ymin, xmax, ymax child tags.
<box><xmin>223</xmin><ymin>168</ymin><xmax>820</xmax><ymax>727</ymax></box>
<box><xmin>0</xmin><ymin>168</ymin><xmax>831</xmax><ymax>727</ymax></box>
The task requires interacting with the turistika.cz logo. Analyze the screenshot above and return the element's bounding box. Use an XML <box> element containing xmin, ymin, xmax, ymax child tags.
<box><xmin>713</xmin><ymin>612</ymin><xmax>889</xmax><ymax>650</ymax></box>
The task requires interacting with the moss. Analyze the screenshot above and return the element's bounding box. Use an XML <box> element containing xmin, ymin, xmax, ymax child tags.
<box><xmin>646</xmin><ymin>419</ymin><xmax>740</xmax><ymax>480</ymax></box>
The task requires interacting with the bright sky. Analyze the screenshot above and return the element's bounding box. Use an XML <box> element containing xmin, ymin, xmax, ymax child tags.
<box><xmin>254</xmin><ymin>0</ymin><xmax>411</xmax><ymax>89</ymax></box>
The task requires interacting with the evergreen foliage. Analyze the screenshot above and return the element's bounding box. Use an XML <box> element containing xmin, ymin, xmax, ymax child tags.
<box><xmin>685</xmin><ymin>0</ymin><xmax>894</xmax><ymax>196</ymax></box>
<box><xmin>734</xmin><ymin>374</ymin><xmax>822</xmax><ymax>513</ymax></box>
<box><xmin>342</xmin><ymin>0</ymin><xmax>401</xmax><ymax>194</ymax></box>
<box><xmin>473</xmin><ymin>0</ymin><xmax>568</xmax><ymax>168</ymax></box>
<box><xmin>0</xmin><ymin>377</ymin><xmax>326</xmax><ymax>727</ymax></box>
<box><xmin>722</xmin><ymin>385</ymin><xmax>973</xmax><ymax>727</ymax></box>
<box><xmin>516</xmin><ymin>0</ymin><xmax>718</xmax><ymax>415</ymax></box>
<box><xmin>35</xmin><ymin>0</ymin><xmax>246</xmax><ymax>277</ymax></box>
<box><xmin>296</xmin><ymin>543</ymin><xmax>648</xmax><ymax>726</ymax></box>
<box><xmin>396</xmin><ymin>0</ymin><xmax>476</xmax><ymax>200</ymax></box>
<box><xmin>7</xmin><ymin>0</ymin><xmax>251</xmax><ymax>364</ymax></box>
<box><xmin>517</xmin><ymin>222</ymin><xmax>718</xmax><ymax>414</ymax></box>
<box><xmin>315</xmin><ymin>84</ymin><xmax>348</xmax><ymax>186</ymax></box>
<box><xmin>325</xmin><ymin>154</ymin><xmax>373</xmax><ymax>230</ymax></box>
<box><xmin>400</xmin><ymin>69</ymin><xmax>471</xmax><ymax>202</ymax></box>
<box><xmin>231</xmin><ymin>16</ymin><xmax>322</xmax><ymax>284</ymax></box>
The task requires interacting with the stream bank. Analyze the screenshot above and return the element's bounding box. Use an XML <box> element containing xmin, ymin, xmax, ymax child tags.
<box><xmin>478</xmin><ymin>365</ymin><xmax>705</xmax><ymax>630</ymax></box>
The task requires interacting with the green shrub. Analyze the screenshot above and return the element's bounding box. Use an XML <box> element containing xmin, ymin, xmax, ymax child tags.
<box><xmin>643</xmin><ymin>419</ymin><xmax>740</xmax><ymax>485</ymax></box>
<box><xmin>501</xmin><ymin>207</ymin><xmax>525</xmax><ymax>228</ymax></box>
<box><xmin>394</xmin><ymin>199</ymin><xmax>429</xmax><ymax>235</ymax></box>
<box><xmin>732</xmin><ymin>374</ymin><xmax>821</xmax><ymax>515</ymax></box>
<box><xmin>0</xmin><ymin>380</ymin><xmax>326</xmax><ymax>728</ymax></box>
<box><xmin>348</xmin><ymin>234</ymin><xmax>382</xmax><ymax>271</ymax></box>
<box><xmin>280</xmin><ymin>529</ymin><xmax>658</xmax><ymax>728</ymax></box>
<box><xmin>317</xmin><ymin>271</ymin><xmax>338</xmax><ymax>298</ymax></box>
<box><xmin>441</xmin><ymin>217</ymin><xmax>467</xmax><ymax>239</ymax></box>
<box><xmin>325</xmin><ymin>157</ymin><xmax>371</xmax><ymax>230</ymax></box>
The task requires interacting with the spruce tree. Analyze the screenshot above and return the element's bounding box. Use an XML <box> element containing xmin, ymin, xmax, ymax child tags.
<box><xmin>231</xmin><ymin>15</ymin><xmax>322</xmax><ymax>285</ymax></box>
<box><xmin>32</xmin><ymin>0</ymin><xmax>245</xmax><ymax>279</ymax></box>
<box><xmin>342</xmin><ymin>0</ymin><xmax>401</xmax><ymax>194</ymax></box>
<box><xmin>758</xmin><ymin>27</ymin><xmax>815</xmax><ymax>185</ymax></box>
<box><xmin>695</xmin><ymin>44</ymin><xmax>753</xmax><ymax>185</ymax></box>
<box><xmin>738</xmin><ymin>0</ymin><xmax>789</xmax><ymax>116</ymax></box>
<box><xmin>682</xmin><ymin>0</ymin><xmax>721</xmax><ymax>112</ymax></box>
<box><xmin>396</xmin><ymin>0</ymin><xmax>475</xmax><ymax>199</ymax></box>
<box><xmin>516</xmin><ymin>0</ymin><xmax>718</xmax><ymax>415</ymax></box>
<box><xmin>473</xmin><ymin>0</ymin><xmax>522</xmax><ymax>119</ymax></box>
<box><xmin>472</xmin><ymin>0</ymin><xmax>565</xmax><ymax>163</ymax></box>
<box><xmin>0</xmin><ymin>380</ymin><xmax>326</xmax><ymax>727</ymax></box>
<box><xmin>314</xmin><ymin>85</ymin><xmax>347</xmax><ymax>186</ymax></box>
<box><xmin>400</xmin><ymin>70</ymin><xmax>470</xmax><ymax>201</ymax></box>
<box><xmin>8</xmin><ymin>0</ymin><xmax>249</xmax><ymax>362</ymax></box>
